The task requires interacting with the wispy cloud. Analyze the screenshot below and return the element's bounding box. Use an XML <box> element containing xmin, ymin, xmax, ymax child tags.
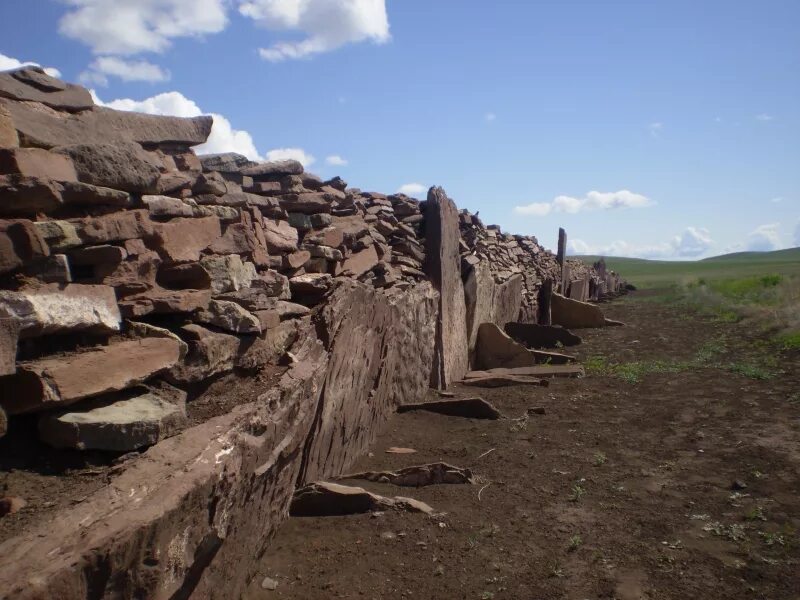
<box><xmin>265</xmin><ymin>148</ymin><xmax>316</xmax><ymax>167</ymax></box>
<box><xmin>80</xmin><ymin>56</ymin><xmax>169</xmax><ymax>86</ymax></box>
<box><xmin>325</xmin><ymin>155</ymin><xmax>348</xmax><ymax>166</ymax></box>
<box><xmin>569</xmin><ymin>227</ymin><xmax>713</xmax><ymax>259</ymax></box>
<box><xmin>397</xmin><ymin>183</ymin><xmax>426</xmax><ymax>196</ymax></box>
<box><xmin>485</xmin><ymin>112</ymin><xmax>496</xmax><ymax>123</ymax></box>
<box><xmin>648</xmin><ymin>122</ymin><xmax>663</xmax><ymax>138</ymax></box>
<box><xmin>755</xmin><ymin>113</ymin><xmax>774</xmax><ymax>122</ymax></box>
<box><xmin>514</xmin><ymin>190</ymin><xmax>653</xmax><ymax>217</ymax></box>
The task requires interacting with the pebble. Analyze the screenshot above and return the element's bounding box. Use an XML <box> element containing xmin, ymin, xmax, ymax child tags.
<box><xmin>261</xmin><ymin>576</ymin><xmax>278</xmax><ymax>591</ymax></box>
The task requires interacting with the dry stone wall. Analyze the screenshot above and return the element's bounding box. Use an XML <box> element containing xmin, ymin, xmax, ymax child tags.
<box><xmin>0</xmin><ymin>67</ymin><xmax>627</xmax><ymax>598</ymax></box>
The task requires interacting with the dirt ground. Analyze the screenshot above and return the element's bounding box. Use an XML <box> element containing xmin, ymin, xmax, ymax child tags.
<box><xmin>247</xmin><ymin>291</ymin><xmax>800</xmax><ymax>600</ymax></box>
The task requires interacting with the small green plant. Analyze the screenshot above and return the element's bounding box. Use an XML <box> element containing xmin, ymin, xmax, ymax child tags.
<box><xmin>727</xmin><ymin>362</ymin><xmax>773</xmax><ymax>380</ymax></box>
<box><xmin>567</xmin><ymin>534</ymin><xmax>583</xmax><ymax>552</ymax></box>
<box><xmin>593</xmin><ymin>451</ymin><xmax>607</xmax><ymax>466</ymax></box>
<box><xmin>548</xmin><ymin>562</ymin><xmax>565</xmax><ymax>578</ymax></box>
<box><xmin>480</xmin><ymin>592</ymin><xmax>495</xmax><ymax>600</ymax></box>
<box><xmin>745</xmin><ymin>506</ymin><xmax>767</xmax><ymax>522</ymax></box>
<box><xmin>584</xmin><ymin>355</ymin><xmax>610</xmax><ymax>375</ymax></box>
<box><xmin>569</xmin><ymin>483</ymin><xmax>586</xmax><ymax>502</ymax></box>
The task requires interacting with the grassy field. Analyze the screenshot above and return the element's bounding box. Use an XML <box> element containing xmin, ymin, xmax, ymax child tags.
<box><xmin>573</xmin><ymin>247</ymin><xmax>800</xmax><ymax>289</ymax></box>
<box><xmin>574</xmin><ymin>247</ymin><xmax>800</xmax><ymax>349</ymax></box>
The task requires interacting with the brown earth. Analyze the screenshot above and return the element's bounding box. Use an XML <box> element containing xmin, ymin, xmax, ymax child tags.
<box><xmin>246</xmin><ymin>291</ymin><xmax>800</xmax><ymax>600</ymax></box>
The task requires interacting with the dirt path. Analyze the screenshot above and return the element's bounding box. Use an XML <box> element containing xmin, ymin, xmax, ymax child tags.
<box><xmin>246</xmin><ymin>291</ymin><xmax>800</xmax><ymax>600</ymax></box>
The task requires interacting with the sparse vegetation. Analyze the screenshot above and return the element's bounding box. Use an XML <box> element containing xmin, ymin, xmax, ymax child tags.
<box><xmin>569</xmin><ymin>482</ymin><xmax>586</xmax><ymax>502</ymax></box>
<box><xmin>567</xmin><ymin>534</ymin><xmax>583</xmax><ymax>552</ymax></box>
<box><xmin>593</xmin><ymin>451</ymin><xmax>607</xmax><ymax>466</ymax></box>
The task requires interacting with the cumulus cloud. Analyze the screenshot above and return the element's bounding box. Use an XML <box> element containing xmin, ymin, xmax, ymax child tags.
<box><xmin>243</xmin><ymin>0</ymin><xmax>390</xmax><ymax>62</ymax></box>
<box><xmin>0</xmin><ymin>52</ymin><xmax>61</xmax><ymax>78</ymax></box>
<box><xmin>514</xmin><ymin>190</ymin><xmax>653</xmax><ymax>217</ymax></box>
<box><xmin>569</xmin><ymin>227</ymin><xmax>713</xmax><ymax>259</ymax></box>
<box><xmin>92</xmin><ymin>90</ymin><xmax>261</xmax><ymax>160</ymax></box>
<box><xmin>265</xmin><ymin>148</ymin><xmax>315</xmax><ymax>167</ymax></box>
<box><xmin>746</xmin><ymin>223</ymin><xmax>782</xmax><ymax>251</ymax></box>
<box><xmin>59</xmin><ymin>0</ymin><xmax>229</xmax><ymax>56</ymax></box>
<box><xmin>397</xmin><ymin>183</ymin><xmax>426</xmax><ymax>196</ymax></box>
<box><xmin>325</xmin><ymin>155</ymin><xmax>348</xmax><ymax>166</ymax></box>
<box><xmin>80</xmin><ymin>56</ymin><xmax>170</xmax><ymax>86</ymax></box>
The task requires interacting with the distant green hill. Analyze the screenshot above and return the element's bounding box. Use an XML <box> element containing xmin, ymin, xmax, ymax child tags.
<box><xmin>571</xmin><ymin>247</ymin><xmax>800</xmax><ymax>288</ymax></box>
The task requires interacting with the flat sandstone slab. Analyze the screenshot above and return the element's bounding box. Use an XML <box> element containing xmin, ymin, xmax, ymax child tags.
<box><xmin>0</xmin><ymin>337</ymin><xmax>182</xmax><ymax>414</ymax></box>
<box><xmin>465</xmin><ymin>365</ymin><xmax>585</xmax><ymax>379</ymax></box>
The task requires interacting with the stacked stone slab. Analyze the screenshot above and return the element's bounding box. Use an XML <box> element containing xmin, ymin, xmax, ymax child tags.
<box><xmin>0</xmin><ymin>68</ymin><xmax>626</xmax><ymax>599</ymax></box>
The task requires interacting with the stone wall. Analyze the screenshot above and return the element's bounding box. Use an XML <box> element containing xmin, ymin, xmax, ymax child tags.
<box><xmin>0</xmin><ymin>67</ymin><xmax>626</xmax><ymax>598</ymax></box>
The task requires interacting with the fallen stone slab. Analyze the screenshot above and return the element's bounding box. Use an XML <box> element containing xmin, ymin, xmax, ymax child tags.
<box><xmin>397</xmin><ymin>397</ymin><xmax>502</xmax><ymax>420</ymax></box>
<box><xmin>461</xmin><ymin>374</ymin><xmax>548</xmax><ymax>388</ymax></box>
<box><xmin>0</xmin><ymin>283</ymin><xmax>120</xmax><ymax>338</ymax></box>
<box><xmin>0</xmin><ymin>337</ymin><xmax>182</xmax><ymax>414</ymax></box>
<box><xmin>38</xmin><ymin>388</ymin><xmax>187</xmax><ymax>451</ymax></box>
<box><xmin>504</xmin><ymin>322</ymin><xmax>582</xmax><ymax>348</ymax></box>
<box><xmin>386</xmin><ymin>447</ymin><xmax>417</xmax><ymax>454</ymax></box>
<box><xmin>465</xmin><ymin>364</ymin><xmax>585</xmax><ymax>379</ymax></box>
<box><xmin>290</xmin><ymin>482</ymin><xmax>434</xmax><ymax>517</ymax></box>
<box><xmin>476</xmin><ymin>322</ymin><xmax>574</xmax><ymax>370</ymax></box>
<box><xmin>340</xmin><ymin>462</ymin><xmax>474</xmax><ymax>487</ymax></box>
<box><xmin>551</xmin><ymin>293</ymin><xmax>618</xmax><ymax>329</ymax></box>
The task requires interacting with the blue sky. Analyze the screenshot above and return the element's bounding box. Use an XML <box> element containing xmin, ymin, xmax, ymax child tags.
<box><xmin>1</xmin><ymin>0</ymin><xmax>798</xmax><ymax>257</ymax></box>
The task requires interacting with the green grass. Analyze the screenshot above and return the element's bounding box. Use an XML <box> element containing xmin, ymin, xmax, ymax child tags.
<box><xmin>573</xmin><ymin>247</ymin><xmax>800</xmax><ymax>290</ymax></box>
<box><xmin>575</xmin><ymin>248</ymin><xmax>800</xmax><ymax>348</ymax></box>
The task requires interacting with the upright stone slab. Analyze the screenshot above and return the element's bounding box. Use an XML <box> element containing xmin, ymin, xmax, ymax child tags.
<box><xmin>557</xmin><ymin>227</ymin><xmax>567</xmax><ymax>293</ymax></box>
<box><xmin>424</xmin><ymin>187</ymin><xmax>469</xmax><ymax>389</ymax></box>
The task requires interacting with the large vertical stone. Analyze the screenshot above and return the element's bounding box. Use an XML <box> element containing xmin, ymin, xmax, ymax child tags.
<box><xmin>557</xmin><ymin>227</ymin><xmax>567</xmax><ymax>293</ymax></box>
<box><xmin>424</xmin><ymin>187</ymin><xmax>469</xmax><ymax>389</ymax></box>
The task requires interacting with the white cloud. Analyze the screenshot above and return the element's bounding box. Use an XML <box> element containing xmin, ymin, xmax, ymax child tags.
<box><xmin>485</xmin><ymin>112</ymin><xmax>496</xmax><ymax>122</ymax></box>
<box><xmin>59</xmin><ymin>0</ymin><xmax>229</xmax><ymax>56</ymax></box>
<box><xmin>80</xmin><ymin>56</ymin><xmax>170</xmax><ymax>86</ymax></box>
<box><xmin>794</xmin><ymin>222</ymin><xmax>800</xmax><ymax>247</ymax></box>
<box><xmin>0</xmin><ymin>52</ymin><xmax>62</xmax><ymax>78</ymax></box>
<box><xmin>755</xmin><ymin>113</ymin><xmax>774</xmax><ymax>122</ymax></box>
<box><xmin>325</xmin><ymin>154</ymin><xmax>348</xmax><ymax>166</ymax></box>
<box><xmin>265</xmin><ymin>148</ymin><xmax>315</xmax><ymax>167</ymax></box>
<box><xmin>92</xmin><ymin>90</ymin><xmax>261</xmax><ymax>160</ymax></box>
<box><xmin>515</xmin><ymin>190</ymin><xmax>653</xmax><ymax>217</ymax></box>
<box><xmin>648</xmin><ymin>122</ymin><xmax>663</xmax><ymax>137</ymax></box>
<box><xmin>397</xmin><ymin>183</ymin><xmax>426</xmax><ymax>196</ymax></box>
<box><xmin>569</xmin><ymin>227</ymin><xmax>713</xmax><ymax>259</ymax></box>
<box><xmin>770</xmin><ymin>197</ymin><xmax>783</xmax><ymax>204</ymax></box>
<box><xmin>746</xmin><ymin>223</ymin><xmax>782</xmax><ymax>251</ymax></box>
<box><xmin>244</xmin><ymin>0</ymin><xmax>390</xmax><ymax>62</ymax></box>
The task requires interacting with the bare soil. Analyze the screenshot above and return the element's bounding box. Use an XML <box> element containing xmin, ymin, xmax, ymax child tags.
<box><xmin>247</xmin><ymin>291</ymin><xmax>800</xmax><ymax>600</ymax></box>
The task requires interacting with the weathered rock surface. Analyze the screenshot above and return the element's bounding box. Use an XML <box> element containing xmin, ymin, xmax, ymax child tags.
<box><xmin>53</xmin><ymin>142</ymin><xmax>160</xmax><ymax>193</ymax></box>
<box><xmin>0</xmin><ymin>283</ymin><xmax>120</xmax><ymax>338</ymax></box>
<box><xmin>290</xmin><ymin>482</ymin><xmax>434</xmax><ymax>517</ymax></box>
<box><xmin>340</xmin><ymin>462</ymin><xmax>474</xmax><ymax>486</ymax></box>
<box><xmin>551</xmin><ymin>292</ymin><xmax>608</xmax><ymax>329</ymax></box>
<box><xmin>0</xmin><ymin>319</ymin><xmax>19</xmax><ymax>376</ymax></box>
<box><xmin>476</xmin><ymin>322</ymin><xmax>573</xmax><ymax>370</ymax></box>
<box><xmin>464</xmin><ymin>260</ymin><xmax>522</xmax><ymax>361</ymax></box>
<box><xmin>465</xmin><ymin>364</ymin><xmax>585</xmax><ymax>379</ymax></box>
<box><xmin>196</xmin><ymin>299</ymin><xmax>262</xmax><ymax>334</ymax></box>
<box><xmin>0</xmin><ymin>147</ymin><xmax>77</xmax><ymax>181</ymax></box>
<box><xmin>38</xmin><ymin>389</ymin><xmax>187</xmax><ymax>451</ymax></box>
<box><xmin>0</xmin><ymin>67</ymin><xmax>93</xmax><ymax>111</ymax></box>
<box><xmin>298</xmin><ymin>280</ymin><xmax>438</xmax><ymax>483</ymax></box>
<box><xmin>0</xmin><ymin>337</ymin><xmax>182</xmax><ymax>414</ymax></box>
<box><xmin>1</xmin><ymin>98</ymin><xmax>212</xmax><ymax>148</ymax></box>
<box><xmin>425</xmin><ymin>187</ymin><xmax>469</xmax><ymax>388</ymax></box>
